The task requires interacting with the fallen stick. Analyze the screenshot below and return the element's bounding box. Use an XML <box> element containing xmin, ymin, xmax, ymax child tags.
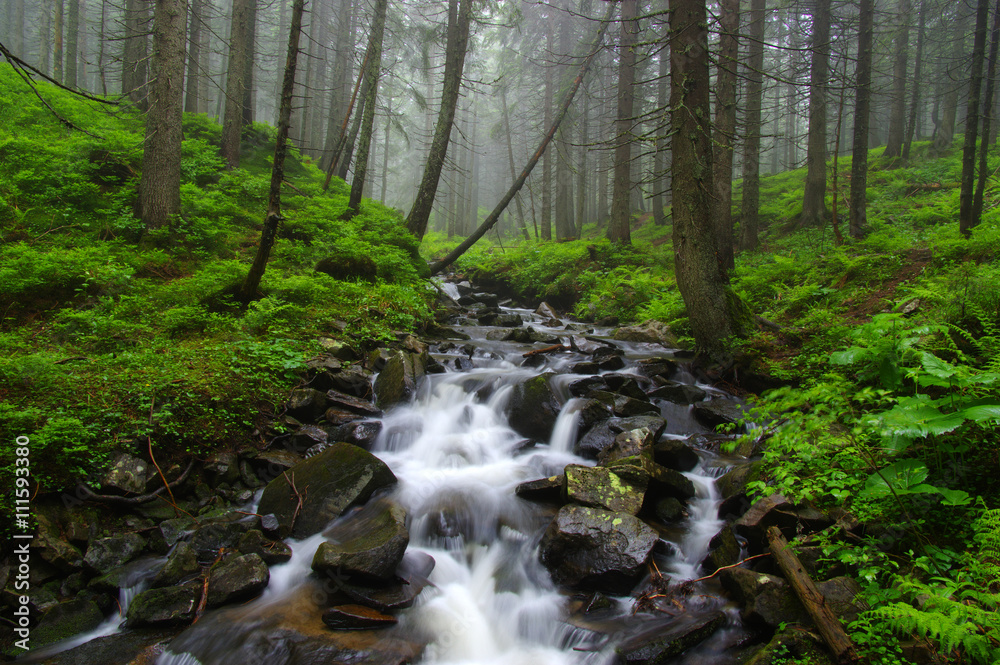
<box><xmin>767</xmin><ymin>526</ymin><xmax>858</xmax><ymax>664</ymax></box>
<box><xmin>522</xmin><ymin>344</ymin><xmax>569</xmax><ymax>358</ymax></box>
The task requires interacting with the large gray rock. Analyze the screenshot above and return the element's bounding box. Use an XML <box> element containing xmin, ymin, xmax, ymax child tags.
<box><xmin>324</xmin><ymin>389</ymin><xmax>381</xmax><ymax>424</ymax></box>
<box><xmin>588</xmin><ymin>390</ymin><xmax>660</xmax><ymax>418</ymax></box>
<box><xmin>312</xmin><ymin>500</ymin><xmax>409</xmax><ymax>581</ymax></box>
<box><xmin>31</xmin><ymin>599</ymin><xmax>104</xmax><ymax>650</ymax></box>
<box><xmin>703</xmin><ymin>525</ymin><xmax>741</xmax><ymax>572</ymax></box>
<box><xmin>652</xmin><ymin>438</ymin><xmax>700</xmax><ymax>472</ymax></box>
<box><xmin>285</xmin><ymin>388</ymin><xmax>328</xmax><ymax>423</ymax></box>
<box><xmin>507</xmin><ymin>373</ymin><xmax>563</xmax><ymax>442</ymax></box>
<box><xmin>327</xmin><ymin>365</ymin><xmax>375</xmax><ymax>400</ymax></box>
<box><xmin>597</xmin><ymin>427</ymin><xmax>655</xmax><ymax>466</ymax></box>
<box><xmin>187</xmin><ymin>515</ymin><xmax>260</xmax><ymax>560</ymax></box>
<box><xmin>237</xmin><ymin>529</ymin><xmax>293</xmax><ymax>566</ymax></box>
<box><xmin>257</xmin><ymin>442</ymin><xmax>397</xmax><ymax>539</ymax></box>
<box><xmin>576</xmin><ymin>416</ymin><xmax>667</xmax><ymax>459</ymax></box>
<box><xmin>33</xmin><ymin>514</ymin><xmax>84</xmax><ymax>571</ymax></box>
<box><xmin>84</xmin><ymin>534</ymin><xmax>145</xmax><ymax>574</ymax></box>
<box><xmin>324</xmin><ymin>420</ymin><xmax>383</xmax><ymax>450</ymax></box>
<box><xmin>693</xmin><ymin>399</ymin><xmax>747</xmax><ymax>431</ymax></box>
<box><xmin>647</xmin><ymin>381</ymin><xmax>707</xmax><ymax>405</ymax></box>
<box><xmin>611</xmin><ymin>320</ymin><xmax>677</xmax><ymax>347</ymax></box>
<box><xmin>206</xmin><ymin>553</ymin><xmax>269</xmax><ymax>608</ymax></box>
<box><xmin>125</xmin><ymin>584</ymin><xmax>201</xmax><ymax>627</ymax></box>
<box><xmin>615</xmin><ymin>612</ymin><xmax>726</xmax><ymax>664</ymax></box>
<box><xmin>102</xmin><ymin>453</ymin><xmax>150</xmax><ymax>495</ymax></box>
<box><xmin>539</xmin><ymin>505</ymin><xmax>658</xmax><ymax>594</ymax></box>
<box><xmin>565</xmin><ymin>465</ymin><xmax>646</xmax><ymax>515</ymax></box>
<box><xmin>152</xmin><ymin>541</ymin><xmax>200</xmax><ymax>587</ymax></box>
<box><xmin>374</xmin><ymin>350</ymin><xmax>428</xmax><ymax>408</ymax></box>
<box><xmin>339</xmin><ymin>551</ymin><xmax>435</xmax><ymax>611</ymax></box>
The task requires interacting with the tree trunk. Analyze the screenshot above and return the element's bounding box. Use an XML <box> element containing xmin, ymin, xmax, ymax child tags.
<box><xmin>12</xmin><ymin>0</ymin><xmax>24</xmax><ymax>59</ymax></box>
<box><xmin>138</xmin><ymin>0</ymin><xmax>187</xmax><ymax>236</ymax></box>
<box><xmin>902</xmin><ymin>0</ymin><xmax>926</xmax><ymax>159</ymax></box>
<box><xmin>652</xmin><ymin>40</ymin><xmax>668</xmax><ymax>227</ymax></box>
<box><xmin>239</xmin><ymin>0</ymin><xmax>307</xmax><ymax>303</ymax></box>
<box><xmin>800</xmin><ymin>0</ymin><xmax>831</xmax><ymax>227</ymax></box>
<box><xmin>221</xmin><ymin>0</ymin><xmax>252</xmax><ymax>168</ymax></box>
<box><xmin>65</xmin><ymin>0</ymin><xmax>79</xmax><ymax>87</ymax></box>
<box><xmin>299</xmin><ymin>0</ymin><xmax>322</xmax><ymax>149</ymax></box>
<box><xmin>241</xmin><ymin>0</ymin><xmax>256</xmax><ymax>126</ymax></box>
<box><xmin>607</xmin><ymin>0</ymin><xmax>637</xmax><ymax>245</ymax></box>
<box><xmin>41</xmin><ymin>0</ymin><xmax>52</xmax><ymax>76</ymax></box>
<box><xmin>739</xmin><ymin>0</ymin><xmax>765</xmax><ymax>252</ymax></box>
<box><xmin>671</xmin><ymin>0</ymin><xmax>734</xmax><ymax>362</ymax></box>
<box><xmin>53</xmin><ymin>0</ymin><xmax>64</xmax><ymax>83</ymax></box>
<box><xmin>555</xmin><ymin>0</ymin><xmax>575</xmax><ymax>240</ymax></box>
<box><xmin>712</xmin><ymin>0</ymin><xmax>739</xmax><ymax>272</ymax></box>
<box><xmin>933</xmin><ymin>22</ymin><xmax>963</xmax><ymax>154</ymax></box>
<box><xmin>405</xmin><ymin>0</ymin><xmax>471</xmax><ymax>239</ymax></box>
<box><xmin>577</xmin><ymin>83</ymin><xmax>589</xmax><ymax>236</ymax></box>
<box><xmin>122</xmin><ymin>0</ymin><xmax>150</xmax><ymax>109</ymax></box>
<box><xmin>960</xmin><ymin>0</ymin><xmax>992</xmax><ymax>236</ymax></box>
<box><xmin>320</xmin><ymin>0</ymin><xmax>354</xmax><ymax>172</ymax></box>
<box><xmin>184</xmin><ymin>0</ymin><xmax>204</xmax><ymax>113</ymax></box>
<box><xmin>973</xmin><ymin>0</ymin><xmax>1000</xmax><ymax>224</ymax></box>
<box><xmin>429</xmin><ymin>1</ymin><xmax>615</xmax><ymax>273</ymax></box>
<box><xmin>380</xmin><ymin>93</ymin><xmax>392</xmax><ymax>203</ymax></box>
<box><xmin>849</xmin><ymin>0</ymin><xmax>874</xmax><ymax>239</ymax></box>
<box><xmin>501</xmin><ymin>84</ymin><xmax>530</xmax><ymax>241</ymax></box>
<box><xmin>541</xmin><ymin>20</ymin><xmax>554</xmax><ymax>241</ymax></box>
<box><xmin>345</xmin><ymin>0</ymin><xmax>388</xmax><ymax>216</ymax></box>
<box><xmin>883</xmin><ymin>0</ymin><xmax>910</xmax><ymax>158</ymax></box>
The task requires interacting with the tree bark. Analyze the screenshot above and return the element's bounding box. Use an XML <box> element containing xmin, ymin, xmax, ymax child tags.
<box><xmin>138</xmin><ymin>0</ymin><xmax>187</xmax><ymax>236</ymax></box>
<box><xmin>501</xmin><ymin>84</ymin><xmax>530</xmax><ymax>241</ymax></box>
<box><xmin>849</xmin><ymin>0</ymin><xmax>874</xmax><ymax>239</ymax></box>
<box><xmin>933</xmin><ymin>21</ymin><xmax>963</xmax><ymax>154</ymax></box>
<box><xmin>607</xmin><ymin>0</ymin><xmax>637</xmax><ymax>245</ymax></box>
<box><xmin>405</xmin><ymin>0</ymin><xmax>471</xmax><ymax>239</ymax></box>
<box><xmin>800</xmin><ymin>0</ymin><xmax>831</xmax><ymax>227</ymax></box>
<box><xmin>670</xmin><ymin>0</ymin><xmax>734</xmax><ymax>363</ymax></box>
<box><xmin>65</xmin><ymin>0</ymin><xmax>79</xmax><ymax>87</ymax></box>
<box><xmin>712</xmin><ymin>0</ymin><xmax>738</xmax><ymax>272</ymax></box>
<box><xmin>883</xmin><ymin>0</ymin><xmax>910</xmax><ymax>158</ymax></box>
<box><xmin>652</xmin><ymin>39</ymin><xmax>668</xmax><ymax>227</ymax></box>
<box><xmin>555</xmin><ymin>0</ymin><xmax>575</xmax><ymax>240</ymax></box>
<box><xmin>184</xmin><ymin>0</ymin><xmax>204</xmax><ymax>113</ymax></box>
<box><xmin>122</xmin><ymin>0</ymin><xmax>150</xmax><ymax>109</ymax></box>
<box><xmin>220</xmin><ymin>0</ymin><xmax>252</xmax><ymax>168</ymax></box>
<box><xmin>429</xmin><ymin>2</ymin><xmax>615</xmax><ymax>273</ymax></box>
<box><xmin>902</xmin><ymin>0</ymin><xmax>926</xmax><ymax>159</ymax></box>
<box><xmin>241</xmin><ymin>0</ymin><xmax>257</xmax><ymax>127</ymax></box>
<box><xmin>53</xmin><ymin>0</ymin><xmax>64</xmax><ymax>83</ymax></box>
<box><xmin>542</xmin><ymin>18</ymin><xmax>554</xmax><ymax>241</ymax></box>
<box><xmin>345</xmin><ymin>0</ymin><xmax>388</xmax><ymax>216</ymax></box>
<box><xmin>959</xmin><ymin>0</ymin><xmax>991</xmax><ymax>237</ymax></box>
<box><xmin>239</xmin><ymin>0</ymin><xmax>306</xmax><ymax>303</ymax></box>
<box><xmin>320</xmin><ymin>0</ymin><xmax>354</xmax><ymax>172</ymax></box>
<box><xmin>972</xmin><ymin>0</ymin><xmax>1000</xmax><ymax>229</ymax></box>
<box><xmin>739</xmin><ymin>0</ymin><xmax>766</xmax><ymax>252</ymax></box>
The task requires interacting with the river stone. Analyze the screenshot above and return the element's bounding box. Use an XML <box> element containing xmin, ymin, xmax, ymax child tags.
<box><xmin>596</xmin><ymin>354</ymin><xmax>626</xmax><ymax>372</ymax></box>
<box><xmin>692</xmin><ymin>399</ymin><xmax>747</xmax><ymax>431</ymax></box>
<box><xmin>647</xmin><ymin>381</ymin><xmax>707</xmax><ymax>405</ymax></box>
<box><xmin>652</xmin><ymin>496</ymin><xmax>684</xmax><ymax>522</ymax></box>
<box><xmin>636</xmin><ymin>358</ymin><xmax>680</xmax><ymax>380</ymax></box>
<box><xmin>374</xmin><ymin>349</ymin><xmax>428</xmax><ymax>408</ymax></box>
<box><xmin>539</xmin><ymin>505</ymin><xmax>658</xmax><ymax>594</ymax></box>
<box><xmin>84</xmin><ymin>533</ymin><xmax>146</xmax><ymax>574</ymax></box>
<box><xmin>187</xmin><ymin>515</ymin><xmax>260</xmax><ymax>560</ymax></box>
<box><xmin>716</xmin><ymin>460</ymin><xmax>765</xmax><ymax>501</ymax></box>
<box><xmin>536</xmin><ymin>302</ymin><xmax>560</xmax><ymax>319</ymax></box>
<box><xmin>703</xmin><ymin>525</ymin><xmax>742</xmax><ymax>572</ymax></box>
<box><xmin>33</xmin><ymin>514</ymin><xmax>84</xmax><ymax>571</ymax></box>
<box><xmin>126</xmin><ymin>584</ymin><xmax>201</xmax><ymax>627</ymax></box>
<box><xmin>597</xmin><ymin>427</ymin><xmax>655</xmax><ymax>465</ymax></box>
<box><xmin>569</xmin><ymin>335</ymin><xmax>603</xmax><ymax>354</ymax></box>
<box><xmin>253</xmin><ymin>449</ymin><xmax>303</xmax><ymax>476</ymax></box>
<box><xmin>237</xmin><ymin>529</ymin><xmax>293</xmax><ymax>566</ymax></box>
<box><xmin>102</xmin><ymin>453</ymin><xmax>150</xmax><ymax>495</ymax></box>
<box><xmin>565</xmin><ymin>465</ymin><xmax>646</xmax><ymax>515</ymax></box>
<box><xmin>152</xmin><ymin>541</ymin><xmax>200</xmax><ymax>587</ymax></box>
<box><xmin>588</xmin><ymin>390</ymin><xmax>659</xmax><ymax>418</ymax></box>
<box><xmin>507</xmin><ymin>372</ymin><xmax>563</xmax><ymax>441</ymax></box>
<box><xmin>745</xmin><ymin>626</ymin><xmax>835</xmax><ymax>665</ymax></box>
<box><xmin>327</xmin><ymin>365</ymin><xmax>375</xmax><ymax>400</ymax></box>
<box><xmin>652</xmin><ymin>438</ymin><xmax>700</xmax><ymax>472</ymax></box>
<box><xmin>257</xmin><ymin>442</ymin><xmax>397</xmax><ymax>539</ymax></box>
<box><xmin>325</xmin><ymin>420</ymin><xmax>383</xmax><ymax>450</ymax></box>
<box><xmin>322</xmin><ymin>604</ymin><xmax>398</xmax><ymax>630</ymax></box>
<box><xmin>515</xmin><ymin>475</ymin><xmax>565</xmax><ymax>503</ymax></box>
<box><xmin>646</xmin><ymin>463</ymin><xmax>697</xmax><ymax>501</ymax></box>
<box><xmin>31</xmin><ymin>599</ymin><xmax>104</xmax><ymax>650</ymax></box>
<box><xmin>289</xmin><ymin>424</ymin><xmax>329</xmax><ymax>452</ymax></box>
<box><xmin>204</xmin><ymin>451</ymin><xmax>240</xmax><ymax>486</ymax></box>
<box><xmin>325</xmin><ymin>389</ymin><xmax>381</xmax><ymax>417</ymax></box>
<box><xmin>614</xmin><ymin>612</ymin><xmax>726</xmax><ymax>664</ymax></box>
<box><xmin>611</xmin><ymin>320</ymin><xmax>677</xmax><ymax>348</ymax></box>
<box><xmin>570</xmin><ymin>376</ymin><xmax>607</xmax><ymax>396</ymax></box>
<box><xmin>526</xmin><ymin>327</ymin><xmax>561</xmax><ymax>344</ymax></box>
<box><xmin>458</xmin><ymin>292</ymin><xmax>500</xmax><ymax>308</ymax></box>
<box><xmin>206</xmin><ymin>553</ymin><xmax>269</xmax><ymax>608</ymax></box>
<box><xmin>577</xmin><ymin>416</ymin><xmax>668</xmax><ymax>459</ymax></box>
<box><xmin>312</xmin><ymin>500</ymin><xmax>409</xmax><ymax>581</ymax></box>
<box><xmin>318</xmin><ymin>338</ymin><xmax>361</xmax><ymax>362</ymax></box>
<box><xmin>601</xmin><ymin>374</ymin><xmax>648</xmax><ymax>400</ymax></box>
<box><xmin>340</xmin><ymin>553</ymin><xmax>434</xmax><ymax>612</ymax></box>
<box><xmin>731</xmin><ymin>493</ymin><xmax>794</xmax><ymax>553</ymax></box>
<box><xmin>718</xmin><ymin>566</ymin><xmax>785</xmax><ymax>605</ymax></box>
<box><xmin>286</xmin><ymin>388</ymin><xmax>328</xmax><ymax>423</ymax></box>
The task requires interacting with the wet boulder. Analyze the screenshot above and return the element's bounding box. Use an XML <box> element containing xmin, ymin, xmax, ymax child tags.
<box><xmin>289</xmin><ymin>424</ymin><xmax>329</xmax><ymax>452</ymax></box>
<box><xmin>204</xmin><ymin>451</ymin><xmax>240</xmax><ymax>487</ymax></box>
<box><xmin>565</xmin><ymin>465</ymin><xmax>646</xmax><ymax>515</ymax></box>
<box><xmin>539</xmin><ymin>505</ymin><xmax>658</xmax><ymax>594</ymax></box>
<box><xmin>588</xmin><ymin>390</ymin><xmax>659</xmax><ymax>418</ymax></box>
<box><xmin>647</xmin><ymin>381</ymin><xmax>707</xmax><ymax>405</ymax></box>
<box><xmin>576</xmin><ymin>416</ymin><xmax>666</xmax><ymax>459</ymax></box>
<box><xmin>651</xmin><ymin>496</ymin><xmax>684</xmax><ymax>522</ymax></box>
<box><xmin>237</xmin><ymin>529</ymin><xmax>293</xmax><ymax>566</ymax></box>
<box><xmin>206</xmin><ymin>553</ymin><xmax>269</xmax><ymax>608</ymax></box>
<box><xmin>340</xmin><ymin>551</ymin><xmax>436</xmax><ymax>612</ymax></box>
<box><xmin>611</xmin><ymin>320</ymin><xmax>677</xmax><ymax>348</ymax></box>
<box><xmin>536</xmin><ymin>302</ymin><xmax>560</xmax><ymax>320</ymax></box>
<box><xmin>102</xmin><ymin>453</ymin><xmax>151</xmax><ymax>495</ymax></box>
<box><xmin>507</xmin><ymin>372</ymin><xmax>563</xmax><ymax>442</ymax></box>
<box><xmin>126</xmin><ymin>584</ymin><xmax>201</xmax><ymax>627</ymax></box>
<box><xmin>325</xmin><ymin>420</ymin><xmax>383</xmax><ymax>450</ymax></box>
<box><xmin>636</xmin><ymin>358</ymin><xmax>680</xmax><ymax>380</ymax></box>
<box><xmin>692</xmin><ymin>398</ymin><xmax>747</xmax><ymax>431</ymax></box>
<box><xmin>257</xmin><ymin>442</ymin><xmax>397</xmax><ymax>539</ymax></box>
<box><xmin>614</xmin><ymin>612</ymin><xmax>726</xmax><ymax>665</ymax></box>
<box><xmin>645</xmin><ymin>463</ymin><xmax>697</xmax><ymax>501</ymax></box>
<box><xmin>33</xmin><ymin>514</ymin><xmax>85</xmax><ymax>571</ymax></box>
<box><xmin>515</xmin><ymin>475</ymin><xmax>565</xmax><ymax>503</ymax></box>
<box><xmin>652</xmin><ymin>438</ymin><xmax>700</xmax><ymax>472</ymax></box>
<box><xmin>326</xmin><ymin>364</ymin><xmax>375</xmax><ymax>400</ymax></box>
<box><xmin>374</xmin><ymin>350</ymin><xmax>428</xmax><ymax>408</ymax></box>
<box><xmin>597</xmin><ymin>427</ymin><xmax>655</xmax><ymax>466</ymax></box>
<box><xmin>312</xmin><ymin>500</ymin><xmax>409</xmax><ymax>582</ymax></box>
<box><xmin>601</xmin><ymin>374</ymin><xmax>649</xmax><ymax>400</ymax></box>
<box><xmin>84</xmin><ymin>534</ymin><xmax>146</xmax><ymax>574</ymax></box>
<box><xmin>31</xmin><ymin>599</ymin><xmax>105</xmax><ymax>650</ymax></box>
<box><xmin>569</xmin><ymin>376</ymin><xmax>607</xmax><ymax>396</ymax></box>
<box><xmin>325</xmin><ymin>389</ymin><xmax>382</xmax><ymax>421</ymax></box>
<box><xmin>458</xmin><ymin>292</ymin><xmax>500</xmax><ymax>308</ymax></box>
<box><xmin>731</xmin><ymin>493</ymin><xmax>794</xmax><ymax>552</ymax></box>
<box><xmin>285</xmin><ymin>388</ymin><xmax>328</xmax><ymax>423</ymax></box>
<box><xmin>716</xmin><ymin>460</ymin><xmax>765</xmax><ymax>519</ymax></box>
<box><xmin>703</xmin><ymin>525</ymin><xmax>742</xmax><ymax>572</ymax></box>
<box><xmin>152</xmin><ymin>542</ymin><xmax>200</xmax><ymax>587</ymax></box>
<box><xmin>187</xmin><ymin>515</ymin><xmax>260</xmax><ymax>560</ymax></box>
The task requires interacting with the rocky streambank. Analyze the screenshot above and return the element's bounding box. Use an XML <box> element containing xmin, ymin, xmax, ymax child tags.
<box><xmin>4</xmin><ymin>281</ymin><xmax>867</xmax><ymax>665</ymax></box>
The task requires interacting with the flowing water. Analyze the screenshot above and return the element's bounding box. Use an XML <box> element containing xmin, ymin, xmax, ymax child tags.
<box><xmin>51</xmin><ymin>298</ymin><xmax>750</xmax><ymax>664</ymax></box>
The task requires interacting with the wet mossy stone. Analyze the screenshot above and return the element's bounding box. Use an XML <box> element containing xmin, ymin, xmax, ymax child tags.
<box><xmin>692</xmin><ymin>398</ymin><xmax>747</xmax><ymax>431</ymax></box>
<box><xmin>125</xmin><ymin>584</ymin><xmax>201</xmax><ymax>627</ymax></box>
<box><xmin>615</xmin><ymin>612</ymin><xmax>726</xmax><ymax>665</ymax></box>
<box><xmin>237</xmin><ymin>529</ymin><xmax>293</xmax><ymax>566</ymax></box>
<box><xmin>703</xmin><ymin>524</ymin><xmax>742</xmax><ymax>572</ymax></box>
<box><xmin>564</xmin><ymin>465</ymin><xmax>646</xmax><ymax>515</ymax></box>
<box><xmin>84</xmin><ymin>534</ymin><xmax>146</xmax><ymax>574</ymax></box>
<box><xmin>285</xmin><ymin>388</ymin><xmax>328</xmax><ymax>423</ymax></box>
<box><xmin>206</xmin><ymin>553</ymin><xmax>269</xmax><ymax>608</ymax></box>
<box><xmin>515</xmin><ymin>475</ymin><xmax>565</xmax><ymax>503</ymax></box>
<box><xmin>31</xmin><ymin>599</ymin><xmax>104</xmax><ymax>650</ymax></box>
<box><xmin>539</xmin><ymin>505</ymin><xmax>658</xmax><ymax>595</ymax></box>
<box><xmin>507</xmin><ymin>372</ymin><xmax>563</xmax><ymax>442</ymax></box>
<box><xmin>102</xmin><ymin>453</ymin><xmax>150</xmax><ymax>495</ymax></box>
<box><xmin>152</xmin><ymin>541</ymin><xmax>200</xmax><ymax>587</ymax></box>
<box><xmin>652</xmin><ymin>438</ymin><xmax>700</xmax><ymax>472</ymax></box>
<box><xmin>312</xmin><ymin>499</ymin><xmax>409</xmax><ymax>581</ymax></box>
<box><xmin>647</xmin><ymin>381</ymin><xmax>707</xmax><ymax>405</ymax></box>
<box><xmin>577</xmin><ymin>416</ymin><xmax>667</xmax><ymax>460</ymax></box>
<box><xmin>374</xmin><ymin>349</ymin><xmax>428</xmax><ymax>408</ymax></box>
<box><xmin>257</xmin><ymin>442</ymin><xmax>397</xmax><ymax>539</ymax></box>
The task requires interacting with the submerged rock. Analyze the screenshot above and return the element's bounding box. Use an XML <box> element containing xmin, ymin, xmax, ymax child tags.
<box><xmin>322</xmin><ymin>604</ymin><xmax>398</xmax><ymax>630</ymax></box>
<box><xmin>257</xmin><ymin>442</ymin><xmax>397</xmax><ymax>539</ymax></box>
<box><xmin>539</xmin><ymin>505</ymin><xmax>658</xmax><ymax>594</ymax></box>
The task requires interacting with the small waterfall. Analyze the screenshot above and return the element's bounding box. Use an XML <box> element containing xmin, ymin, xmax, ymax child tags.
<box><xmin>665</xmin><ymin>465</ymin><xmax>724</xmax><ymax>582</ymax></box>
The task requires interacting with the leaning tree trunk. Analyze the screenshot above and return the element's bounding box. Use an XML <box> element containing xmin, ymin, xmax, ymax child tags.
<box><xmin>849</xmin><ymin>0</ymin><xmax>874</xmax><ymax>239</ymax></box>
<box><xmin>221</xmin><ymin>0</ymin><xmax>253</xmax><ymax>168</ymax></box>
<box><xmin>607</xmin><ymin>0</ymin><xmax>637</xmax><ymax>245</ymax></box>
<box><xmin>739</xmin><ymin>0</ymin><xmax>766</xmax><ymax>252</ymax></box>
<box><xmin>138</xmin><ymin>0</ymin><xmax>187</xmax><ymax>238</ymax></box>
<box><xmin>345</xmin><ymin>0</ymin><xmax>388</xmax><ymax>217</ymax></box>
<box><xmin>712</xmin><ymin>0</ymin><xmax>739</xmax><ymax>273</ymax></box>
<box><xmin>883</xmin><ymin>0</ymin><xmax>910</xmax><ymax>158</ymax></box>
<box><xmin>429</xmin><ymin>2</ymin><xmax>615</xmax><ymax>274</ymax></box>
<box><xmin>239</xmin><ymin>0</ymin><xmax>307</xmax><ymax>303</ymax></box>
<box><xmin>800</xmin><ymin>0</ymin><xmax>831</xmax><ymax>227</ymax></box>
<box><xmin>405</xmin><ymin>0</ymin><xmax>472</xmax><ymax>239</ymax></box>
<box><xmin>670</xmin><ymin>0</ymin><xmax>734</xmax><ymax>363</ymax></box>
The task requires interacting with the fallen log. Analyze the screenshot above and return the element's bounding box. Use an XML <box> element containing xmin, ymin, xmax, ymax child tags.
<box><xmin>767</xmin><ymin>526</ymin><xmax>858</xmax><ymax>664</ymax></box>
<box><xmin>522</xmin><ymin>344</ymin><xmax>569</xmax><ymax>358</ymax></box>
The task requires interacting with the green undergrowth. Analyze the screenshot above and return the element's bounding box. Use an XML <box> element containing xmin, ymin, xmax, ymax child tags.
<box><xmin>0</xmin><ymin>67</ymin><xmax>433</xmax><ymax>512</ymax></box>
